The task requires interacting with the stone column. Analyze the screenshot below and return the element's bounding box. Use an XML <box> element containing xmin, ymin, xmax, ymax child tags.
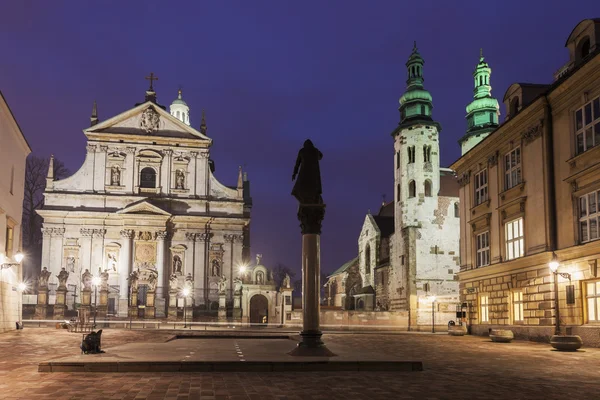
<box><xmin>118</xmin><ymin>229</ymin><xmax>134</xmax><ymax>317</ymax></box>
<box><xmin>155</xmin><ymin>231</ymin><xmax>167</xmax><ymax>318</ymax></box>
<box><xmin>289</xmin><ymin>204</ymin><xmax>335</xmax><ymax>357</ymax></box>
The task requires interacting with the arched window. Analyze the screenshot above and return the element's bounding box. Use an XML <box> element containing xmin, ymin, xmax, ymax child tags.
<box><xmin>408</xmin><ymin>146</ymin><xmax>415</xmax><ymax>163</ymax></box>
<box><xmin>510</xmin><ymin>97</ymin><xmax>520</xmax><ymax>117</ymax></box>
<box><xmin>454</xmin><ymin>202</ymin><xmax>460</xmax><ymax>218</ymax></box>
<box><xmin>424</xmin><ymin>179</ymin><xmax>432</xmax><ymax>197</ymax></box>
<box><xmin>397</xmin><ymin>183</ymin><xmax>401</xmax><ymax>202</ymax></box>
<box><xmin>396</xmin><ymin>151</ymin><xmax>400</xmax><ymax>169</ymax></box>
<box><xmin>579</xmin><ymin>38</ymin><xmax>591</xmax><ymax>60</ymax></box>
<box><xmin>365</xmin><ymin>245</ymin><xmax>371</xmax><ymax>274</ymax></box>
<box><xmin>409</xmin><ymin>180</ymin><xmax>416</xmax><ymax>198</ymax></box>
<box><xmin>176</xmin><ymin>111</ymin><xmax>180</xmax><ymax>119</ymax></box>
<box><xmin>421</xmin><ymin>105</ymin><xmax>426</xmax><ymax>115</ymax></box>
<box><xmin>423</xmin><ymin>145</ymin><xmax>431</xmax><ymax>163</ymax></box>
<box><xmin>140</xmin><ymin>167</ymin><xmax>157</xmax><ymax>188</ymax></box>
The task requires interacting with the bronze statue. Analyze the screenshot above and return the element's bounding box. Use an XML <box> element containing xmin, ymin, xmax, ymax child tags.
<box><xmin>292</xmin><ymin>139</ymin><xmax>323</xmax><ymax>204</ymax></box>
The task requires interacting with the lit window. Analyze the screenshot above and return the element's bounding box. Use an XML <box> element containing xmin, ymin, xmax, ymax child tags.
<box><xmin>580</xmin><ymin>190</ymin><xmax>600</xmax><ymax>243</ymax></box>
<box><xmin>480</xmin><ymin>295</ymin><xmax>489</xmax><ymax>323</ymax></box>
<box><xmin>586</xmin><ymin>281</ymin><xmax>600</xmax><ymax>322</ymax></box>
<box><xmin>505</xmin><ymin>217</ymin><xmax>524</xmax><ymax>260</ymax></box>
<box><xmin>474</xmin><ymin>169</ymin><xmax>488</xmax><ymax>205</ymax></box>
<box><xmin>575</xmin><ymin>96</ymin><xmax>600</xmax><ymax>154</ymax></box>
<box><xmin>476</xmin><ymin>231</ymin><xmax>490</xmax><ymax>267</ymax></box>
<box><xmin>504</xmin><ymin>148</ymin><xmax>522</xmax><ymax>190</ymax></box>
<box><xmin>512</xmin><ymin>291</ymin><xmax>524</xmax><ymax>322</ymax></box>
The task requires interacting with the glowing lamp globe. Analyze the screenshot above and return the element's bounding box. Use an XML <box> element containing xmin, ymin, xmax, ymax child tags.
<box><xmin>182</xmin><ymin>288</ymin><xmax>190</xmax><ymax>297</ymax></box>
<box><xmin>92</xmin><ymin>276</ymin><xmax>101</xmax><ymax>286</ymax></box>
<box><xmin>549</xmin><ymin>252</ymin><xmax>560</xmax><ymax>273</ymax></box>
<box><xmin>18</xmin><ymin>282</ymin><xmax>27</xmax><ymax>291</ymax></box>
<box><xmin>14</xmin><ymin>252</ymin><xmax>24</xmax><ymax>263</ymax></box>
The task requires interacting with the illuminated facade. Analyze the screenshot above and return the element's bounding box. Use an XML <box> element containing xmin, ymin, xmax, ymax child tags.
<box><xmin>452</xmin><ymin>19</ymin><xmax>600</xmax><ymax>344</ymax></box>
<box><xmin>38</xmin><ymin>84</ymin><xmax>252</xmax><ymax>318</ymax></box>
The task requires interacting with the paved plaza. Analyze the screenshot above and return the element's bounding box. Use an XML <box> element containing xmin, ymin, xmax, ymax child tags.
<box><xmin>1</xmin><ymin>328</ymin><xmax>599</xmax><ymax>399</ymax></box>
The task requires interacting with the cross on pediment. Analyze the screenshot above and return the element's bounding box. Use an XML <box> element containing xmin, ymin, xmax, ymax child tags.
<box><xmin>145</xmin><ymin>72</ymin><xmax>158</xmax><ymax>91</ymax></box>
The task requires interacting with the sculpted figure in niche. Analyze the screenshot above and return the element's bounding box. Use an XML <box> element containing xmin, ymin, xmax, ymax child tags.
<box><xmin>66</xmin><ymin>256</ymin><xmax>76</xmax><ymax>273</ymax></box>
<box><xmin>211</xmin><ymin>259</ymin><xmax>221</xmax><ymax>277</ymax></box>
<box><xmin>107</xmin><ymin>252</ymin><xmax>118</xmax><ymax>272</ymax></box>
<box><xmin>82</xmin><ymin>269</ymin><xmax>93</xmax><ymax>291</ymax></box>
<box><xmin>57</xmin><ymin>267</ymin><xmax>69</xmax><ymax>289</ymax></box>
<box><xmin>111</xmin><ymin>166</ymin><xmax>121</xmax><ymax>186</ymax></box>
<box><xmin>169</xmin><ymin>273</ymin><xmax>179</xmax><ymax>291</ymax></box>
<box><xmin>175</xmin><ymin>169</ymin><xmax>185</xmax><ymax>189</ymax></box>
<box><xmin>38</xmin><ymin>267</ymin><xmax>51</xmax><ymax>288</ymax></box>
<box><xmin>173</xmin><ymin>255</ymin><xmax>182</xmax><ymax>274</ymax></box>
<box><xmin>256</xmin><ymin>271</ymin><xmax>264</xmax><ymax>285</ymax></box>
<box><xmin>148</xmin><ymin>270</ymin><xmax>158</xmax><ymax>292</ymax></box>
<box><xmin>218</xmin><ymin>275</ymin><xmax>227</xmax><ymax>294</ymax></box>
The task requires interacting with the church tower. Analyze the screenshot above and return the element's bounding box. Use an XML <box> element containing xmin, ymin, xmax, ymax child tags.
<box><xmin>459</xmin><ymin>50</ymin><xmax>500</xmax><ymax>155</ymax></box>
<box><xmin>392</xmin><ymin>42</ymin><xmax>442</xmax><ymax>228</ymax></box>
<box><xmin>170</xmin><ymin>89</ymin><xmax>190</xmax><ymax>126</ymax></box>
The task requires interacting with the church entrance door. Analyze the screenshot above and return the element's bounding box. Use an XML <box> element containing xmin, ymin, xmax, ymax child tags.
<box><xmin>249</xmin><ymin>294</ymin><xmax>268</xmax><ymax>325</ymax></box>
<box><xmin>137</xmin><ymin>284</ymin><xmax>148</xmax><ymax>318</ymax></box>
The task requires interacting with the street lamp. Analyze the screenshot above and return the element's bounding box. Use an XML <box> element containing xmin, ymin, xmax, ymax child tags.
<box><xmin>92</xmin><ymin>276</ymin><xmax>101</xmax><ymax>329</ymax></box>
<box><xmin>548</xmin><ymin>252</ymin><xmax>571</xmax><ymax>336</ymax></box>
<box><xmin>182</xmin><ymin>288</ymin><xmax>190</xmax><ymax>328</ymax></box>
<box><xmin>0</xmin><ymin>252</ymin><xmax>24</xmax><ymax>269</ymax></box>
<box><xmin>239</xmin><ymin>265</ymin><xmax>247</xmax><ymax>275</ymax></box>
<box><xmin>428</xmin><ymin>295</ymin><xmax>437</xmax><ymax>333</ymax></box>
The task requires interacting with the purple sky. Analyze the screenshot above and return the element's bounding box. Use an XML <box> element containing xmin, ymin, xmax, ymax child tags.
<box><xmin>0</xmin><ymin>1</ymin><xmax>596</xmax><ymax>276</ymax></box>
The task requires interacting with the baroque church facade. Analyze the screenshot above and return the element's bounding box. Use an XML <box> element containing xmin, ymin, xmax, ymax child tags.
<box><xmin>37</xmin><ymin>81</ymin><xmax>251</xmax><ymax>318</ymax></box>
<box><xmin>326</xmin><ymin>44</ymin><xmax>461</xmax><ymax>329</ymax></box>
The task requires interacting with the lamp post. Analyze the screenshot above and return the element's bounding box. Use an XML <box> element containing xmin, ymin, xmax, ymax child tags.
<box><xmin>428</xmin><ymin>295</ymin><xmax>437</xmax><ymax>333</ymax></box>
<box><xmin>548</xmin><ymin>252</ymin><xmax>571</xmax><ymax>336</ymax></box>
<box><xmin>92</xmin><ymin>276</ymin><xmax>101</xmax><ymax>329</ymax></box>
<box><xmin>182</xmin><ymin>288</ymin><xmax>190</xmax><ymax>328</ymax></box>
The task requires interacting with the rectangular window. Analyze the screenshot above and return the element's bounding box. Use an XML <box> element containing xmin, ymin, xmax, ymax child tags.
<box><xmin>285</xmin><ymin>296</ymin><xmax>291</xmax><ymax>305</ymax></box>
<box><xmin>586</xmin><ymin>281</ymin><xmax>600</xmax><ymax>323</ymax></box>
<box><xmin>474</xmin><ymin>169</ymin><xmax>488</xmax><ymax>205</ymax></box>
<box><xmin>579</xmin><ymin>190</ymin><xmax>600</xmax><ymax>243</ymax></box>
<box><xmin>480</xmin><ymin>295</ymin><xmax>489</xmax><ymax>323</ymax></box>
<box><xmin>505</xmin><ymin>217</ymin><xmax>524</xmax><ymax>260</ymax></box>
<box><xmin>504</xmin><ymin>147</ymin><xmax>522</xmax><ymax>190</ymax></box>
<box><xmin>575</xmin><ymin>96</ymin><xmax>600</xmax><ymax>154</ymax></box>
<box><xmin>512</xmin><ymin>291</ymin><xmax>524</xmax><ymax>322</ymax></box>
<box><xmin>9</xmin><ymin>166</ymin><xmax>14</xmax><ymax>195</ymax></box>
<box><xmin>476</xmin><ymin>231</ymin><xmax>490</xmax><ymax>267</ymax></box>
<box><xmin>5</xmin><ymin>226</ymin><xmax>14</xmax><ymax>256</ymax></box>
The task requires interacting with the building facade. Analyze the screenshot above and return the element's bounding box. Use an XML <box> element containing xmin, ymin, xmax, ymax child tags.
<box><xmin>326</xmin><ymin>44</ymin><xmax>460</xmax><ymax>330</ymax></box>
<box><xmin>37</xmin><ymin>84</ymin><xmax>252</xmax><ymax>318</ymax></box>
<box><xmin>0</xmin><ymin>90</ymin><xmax>31</xmax><ymax>332</ymax></box>
<box><xmin>452</xmin><ymin>19</ymin><xmax>600</xmax><ymax>343</ymax></box>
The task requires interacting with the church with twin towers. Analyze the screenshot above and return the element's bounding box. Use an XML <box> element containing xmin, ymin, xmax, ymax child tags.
<box><xmin>37</xmin><ymin>76</ymin><xmax>252</xmax><ymax>318</ymax></box>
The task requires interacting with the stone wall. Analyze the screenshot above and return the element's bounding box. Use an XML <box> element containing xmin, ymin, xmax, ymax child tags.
<box><xmin>287</xmin><ymin>309</ymin><xmax>411</xmax><ymax>330</ymax></box>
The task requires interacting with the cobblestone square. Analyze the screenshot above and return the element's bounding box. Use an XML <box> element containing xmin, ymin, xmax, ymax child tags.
<box><xmin>1</xmin><ymin>328</ymin><xmax>600</xmax><ymax>399</ymax></box>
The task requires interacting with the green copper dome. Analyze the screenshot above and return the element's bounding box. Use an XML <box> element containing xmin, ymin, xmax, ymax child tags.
<box><xmin>392</xmin><ymin>42</ymin><xmax>441</xmax><ymax>135</ymax></box>
<box><xmin>171</xmin><ymin>89</ymin><xmax>188</xmax><ymax>106</ymax></box>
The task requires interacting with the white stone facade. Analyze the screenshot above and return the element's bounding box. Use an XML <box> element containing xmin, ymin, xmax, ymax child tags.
<box><xmin>0</xmin><ymin>91</ymin><xmax>31</xmax><ymax>332</ymax></box>
<box><xmin>37</xmin><ymin>94</ymin><xmax>251</xmax><ymax>317</ymax></box>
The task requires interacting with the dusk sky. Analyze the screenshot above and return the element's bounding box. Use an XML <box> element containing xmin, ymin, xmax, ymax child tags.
<box><xmin>1</xmin><ymin>1</ymin><xmax>597</xmax><ymax>277</ymax></box>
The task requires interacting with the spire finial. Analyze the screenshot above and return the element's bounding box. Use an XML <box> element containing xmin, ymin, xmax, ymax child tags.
<box><xmin>200</xmin><ymin>109</ymin><xmax>207</xmax><ymax>135</ymax></box>
<box><xmin>47</xmin><ymin>155</ymin><xmax>55</xmax><ymax>179</ymax></box>
<box><xmin>480</xmin><ymin>48</ymin><xmax>483</xmax><ymax>59</ymax></box>
<box><xmin>90</xmin><ymin>100</ymin><xmax>98</xmax><ymax>126</ymax></box>
<box><xmin>237</xmin><ymin>166</ymin><xmax>243</xmax><ymax>189</ymax></box>
<box><xmin>413</xmin><ymin>40</ymin><xmax>417</xmax><ymax>51</ymax></box>
<box><xmin>178</xmin><ymin>85</ymin><xmax>183</xmax><ymax>99</ymax></box>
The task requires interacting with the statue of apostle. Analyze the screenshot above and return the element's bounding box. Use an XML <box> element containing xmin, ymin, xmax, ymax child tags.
<box><xmin>111</xmin><ymin>166</ymin><xmax>121</xmax><ymax>186</ymax></box>
<box><xmin>218</xmin><ymin>275</ymin><xmax>227</xmax><ymax>294</ymax></box>
<box><xmin>57</xmin><ymin>267</ymin><xmax>69</xmax><ymax>289</ymax></box>
<box><xmin>291</xmin><ymin>139</ymin><xmax>323</xmax><ymax>205</ymax></box>
<box><xmin>82</xmin><ymin>269</ymin><xmax>93</xmax><ymax>291</ymax></box>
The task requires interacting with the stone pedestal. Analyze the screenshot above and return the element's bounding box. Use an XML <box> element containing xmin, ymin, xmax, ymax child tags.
<box><xmin>233</xmin><ymin>292</ymin><xmax>242</xmax><ymax>319</ymax></box>
<box><xmin>218</xmin><ymin>293</ymin><xmax>227</xmax><ymax>320</ymax></box>
<box><xmin>289</xmin><ymin>204</ymin><xmax>335</xmax><ymax>357</ymax></box>
<box><xmin>155</xmin><ymin>298</ymin><xmax>166</xmax><ymax>318</ymax></box>
<box><xmin>128</xmin><ymin>306</ymin><xmax>138</xmax><ymax>318</ymax></box>
<box><xmin>118</xmin><ymin>298</ymin><xmax>129</xmax><ymax>317</ymax></box>
<box><xmin>81</xmin><ymin>289</ymin><xmax>92</xmax><ymax>307</ymax></box>
<box><xmin>167</xmin><ymin>291</ymin><xmax>178</xmax><ymax>321</ymax></box>
<box><xmin>35</xmin><ymin>288</ymin><xmax>49</xmax><ymax>319</ymax></box>
<box><xmin>53</xmin><ymin>287</ymin><xmax>67</xmax><ymax>320</ymax></box>
<box><xmin>96</xmin><ymin>290</ymin><xmax>108</xmax><ymax>318</ymax></box>
<box><xmin>54</xmin><ymin>304</ymin><xmax>66</xmax><ymax>320</ymax></box>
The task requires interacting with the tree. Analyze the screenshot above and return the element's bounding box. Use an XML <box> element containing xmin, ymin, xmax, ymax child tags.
<box><xmin>272</xmin><ymin>262</ymin><xmax>296</xmax><ymax>288</ymax></box>
<box><xmin>21</xmin><ymin>155</ymin><xmax>70</xmax><ymax>279</ymax></box>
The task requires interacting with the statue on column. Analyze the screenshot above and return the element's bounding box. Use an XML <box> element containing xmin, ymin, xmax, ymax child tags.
<box><xmin>38</xmin><ymin>267</ymin><xmax>51</xmax><ymax>288</ymax></box>
<box><xmin>128</xmin><ymin>270</ymin><xmax>139</xmax><ymax>292</ymax></box>
<box><xmin>82</xmin><ymin>269</ymin><xmax>93</xmax><ymax>290</ymax></box>
<box><xmin>100</xmin><ymin>269</ymin><xmax>109</xmax><ymax>291</ymax></box>
<box><xmin>218</xmin><ymin>275</ymin><xmax>227</xmax><ymax>294</ymax></box>
<box><xmin>291</xmin><ymin>139</ymin><xmax>323</xmax><ymax>205</ymax></box>
<box><xmin>184</xmin><ymin>273</ymin><xmax>194</xmax><ymax>290</ymax></box>
<box><xmin>169</xmin><ymin>273</ymin><xmax>179</xmax><ymax>292</ymax></box>
<box><xmin>233</xmin><ymin>276</ymin><xmax>243</xmax><ymax>294</ymax></box>
<box><xmin>57</xmin><ymin>267</ymin><xmax>69</xmax><ymax>289</ymax></box>
<box><xmin>148</xmin><ymin>270</ymin><xmax>158</xmax><ymax>292</ymax></box>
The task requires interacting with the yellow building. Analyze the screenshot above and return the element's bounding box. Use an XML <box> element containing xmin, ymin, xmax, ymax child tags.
<box><xmin>451</xmin><ymin>19</ymin><xmax>600</xmax><ymax>344</ymax></box>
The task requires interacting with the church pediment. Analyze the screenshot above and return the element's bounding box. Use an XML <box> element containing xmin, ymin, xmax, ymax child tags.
<box><xmin>85</xmin><ymin>102</ymin><xmax>211</xmax><ymax>142</ymax></box>
<box><xmin>116</xmin><ymin>201</ymin><xmax>171</xmax><ymax>216</ymax></box>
